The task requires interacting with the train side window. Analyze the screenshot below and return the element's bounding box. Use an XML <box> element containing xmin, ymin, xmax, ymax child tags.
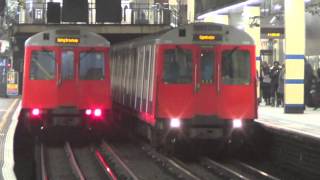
<box><xmin>221</xmin><ymin>49</ymin><xmax>250</xmax><ymax>85</ymax></box>
<box><xmin>61</xmin><ymin>51</ymin><xmax>74</xmax><ymax>80</ymax></box>
<box><xmin>163</xmin><ymin>49</ymin><xmax>192</xmax><ymax>84</ymax></box>
<box><xmin>80</xmin><ymin>52</ymin><xmax>105</xmax><ymax>80</ymax></box>
<box><xmin>200</xmin><ymin>50</ymin><xmax>214</xmax><ymax>83</ymax></box>
<box><xmin>30</xmin><ymin>50</ymin><xmax>55</xmax><ymax>80</ymax></box>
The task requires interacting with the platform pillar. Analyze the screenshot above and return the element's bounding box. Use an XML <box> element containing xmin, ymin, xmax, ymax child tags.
<box><xmin>243</xmin><ymin>6</ymin><xmax>261</xmax><ymax>101</ymax></box>
<box><xmin>203</xmin><ymin>15</ymin><xmax>229</xmax><ymax>25</ymax></box>
<box><xmin>284</xmin><ymin>0</ymin><xmax>305</xmax><ymax>113</ymax></box>
<box><xmin>187</xmin><ymin>0</ymin><xmax>195</xmax><ymax>23</ymax></box>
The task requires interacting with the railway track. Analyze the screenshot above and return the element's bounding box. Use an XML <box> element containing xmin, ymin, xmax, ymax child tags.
<box><xmin>35</xmin><ymin>137</ymin><xmax>281</xmax><ymax>180</ymax></box>
<box><xmin>200</xmin><ymin>157</ymin><xmax>280</xmax><ymax>180</ymax></box>
<box><xmin>37</xmin><ymin>142</ymin><xmax>115</xmax><ymax>180</ymax></box>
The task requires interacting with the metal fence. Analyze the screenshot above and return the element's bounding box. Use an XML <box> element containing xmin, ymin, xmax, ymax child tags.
<box><xmin>16</xmin><ymin>2</ymin><xmax>187</xmax><ymax>26</ymax></box>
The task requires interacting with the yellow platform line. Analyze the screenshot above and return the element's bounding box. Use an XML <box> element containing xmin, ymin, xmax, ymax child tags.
<box><xmin>0</xmin><ymin>99</ymin><xmax>19</xmax><ymax>131</ymax></box>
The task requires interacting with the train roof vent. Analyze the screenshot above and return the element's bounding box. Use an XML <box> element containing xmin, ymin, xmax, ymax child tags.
<box><xmin>194</xmin><ymin>24</ymin><xmax>223</xmax><ymax>32</ymax></box>
<box><xmin>43</xmin><ymin>33</ymin><xmax>50</xmax><ymax>40</ymax></box>
<box><xmin>179</xmin><ymin>28</ymin><xmax>186</xmax><ymax>37</ymax></box>
<box><xmin>56</xmin><ymin>29</ymin><xmax>80</xmax><ymax>36</ymax></box>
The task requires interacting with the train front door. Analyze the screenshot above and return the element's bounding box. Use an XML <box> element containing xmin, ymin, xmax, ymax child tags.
<box><xmin>194</xmin><ymin>47</ymin><xmax>218</xmax><ymax>116</ymax></box>
<box><xmin>216</xmin><ymin>45</ymin><xmax>256</xmax><ymax>119</ymax></box>
<box><xmin>157</xmin><ymin>45</ymin><xmax>196</xmax><ymax>120</ymax></box>
<box><xmin>56</xmin><ymin>49</ymin><xmax>78</xmax><ymax>107</ymax></box>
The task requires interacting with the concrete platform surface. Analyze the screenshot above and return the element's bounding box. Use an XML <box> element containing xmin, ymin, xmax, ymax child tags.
<box><xmin>256</xmin><ymin>105</ymin><xmax>320</xmax><ymax>139</ymax></box>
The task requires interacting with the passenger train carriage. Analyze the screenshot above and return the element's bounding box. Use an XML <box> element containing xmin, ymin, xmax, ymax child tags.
<box><xmin>20</xmin><ymin>29</ymin><xmax>112</xmax><ymax>134</ymax></box>
<box><xmin>110</xmin><ymin>23</ymin><xmax>257</xmax><ymax>147</ymax></box>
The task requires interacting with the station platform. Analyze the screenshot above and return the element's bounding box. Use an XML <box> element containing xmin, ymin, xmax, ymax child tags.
<box><xmin>256</xmin><ymin>105</ymin><xmax>320</xmax><ymax>139</ymax></box>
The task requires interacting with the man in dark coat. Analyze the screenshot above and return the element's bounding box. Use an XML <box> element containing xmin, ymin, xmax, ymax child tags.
<box><xmin>270</xmin><ymin>61</ymin><xmax>280</xmax><ymax>106</ymax></box>
<box><xmin>304</xmin><ymin>58</ymin><xmax>315</xmax><ymax>107</ymax></box>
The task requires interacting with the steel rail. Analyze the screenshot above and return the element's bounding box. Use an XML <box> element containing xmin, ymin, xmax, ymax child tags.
<box><xmin>64</xmin><ymin>142</ymin><xmax>86</xmax><ymax>180</ymax></box>
<box><xmin>101</xmin><ymin>141</ymin><xmax>139</xmax><ymax>180</ymax></box>
<box><xmin>234</xmin><ymin>160</ymin><xmax>281</xmax><ymax>180</ymax></box>
<box><xmin>40</xmin><ymin>144</ymin><xmax>48</xmax><ymax>180</ymax></box>
<box><xmin>167</xmin><ymin>157</ymin><xmax>202</xmax><ymax>180</ymax></box>
<box><xmin>201</xmin><ymin>157</ymin><xmax>249</xmax><ymax>180</ymax></box>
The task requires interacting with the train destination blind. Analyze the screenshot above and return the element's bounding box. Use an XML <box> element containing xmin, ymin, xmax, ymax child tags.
<box><xmin>193</xmin><ymin>34</ymin><xmax>222</xmax><ymax>41</ymax></box>
<box><xmin>56</xmin><ymin>37</ymin><xmax>80</xmax><ymax>44</ymax></box>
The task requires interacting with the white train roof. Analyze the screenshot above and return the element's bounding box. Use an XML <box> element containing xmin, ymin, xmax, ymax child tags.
<box><xmin>25</xmin><ymin>29</ymin><xmax>110</xmax><ymax>47</ymax></box>
<box><xmin>112</xmin><ymin>23</ymin><xmax>254</xmax><ymax>50</ymax></box>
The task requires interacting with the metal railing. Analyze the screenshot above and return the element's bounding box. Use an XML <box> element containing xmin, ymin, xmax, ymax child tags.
<box><xmin>15</xmin><ymin>2</ymin><xmax>187</xmax><ymax>26</ymax></box>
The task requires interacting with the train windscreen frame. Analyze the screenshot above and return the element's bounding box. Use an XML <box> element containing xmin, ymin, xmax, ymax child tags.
<box><xmin>162</xmin><ymin>49</ymin><xmax>193</xmax><ymax>84</ymax></box>
<box><xmin>79</xmin><ymin>51</ymin><xmax>105</xmax><ymax>80</ymax></box>
<box><xmin>221</xmin><ymin>49</ymin><xmax>251</xmax><ymax>85</ymax></box>
<box><xmin>30</xmin><ymin>50</ymin><xmax>56</xmax><ymax>80</ymax></box>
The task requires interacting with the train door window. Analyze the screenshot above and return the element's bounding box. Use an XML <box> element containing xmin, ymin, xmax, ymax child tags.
<box><xmin>61</xmin><ymin>51</ymin><xmax>74</xmax><ymax>80</ymax></box>
<box><xmin>200</xmin><ymin>50</ymin><xmax>214</xmax><ymax>83</ymax></box>
<box><xmin>221</xmin><ymin>49</ymin><xmax>250</xmax><ymax>85</ymax></box>
<box><xmin>163</xmin><ymin>49</ymin><xmax>193</xmax><ymax>84</ymax></box>
<box><xmin>149</xmin><ymin>45</ymin><xmax>156</xmax><ymax>103</ymax></box>
<box><xmin>79</xmin><ymin>51</ymin><xmax>105</xmax><ymax>80</ymax></box>
<box><xmin>30</xmin><ymin>50</ymin><xmax>55</xmax><ymax>80</ymax></box>
<box><xmin>133</xmin><ymin>49</ymin><xmax>138</xmax><ymax>108</ymax></box>
<box><xmin>139</xmin><ymin>47</ymin><xmax>146</xmax><ymax>111</ymax></box>
<box><xmin>144</xmin><ymin>47</ymin><xmax>150</xmax><ymax>101</ymax></box>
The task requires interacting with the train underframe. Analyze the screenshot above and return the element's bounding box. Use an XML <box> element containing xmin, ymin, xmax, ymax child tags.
<box><xmin>141</xmin><ymin>116</ymin><xmax>255</xmax><ymax>155</ymax></box>
<box><xmin>19</xmin><ymin>107</ymin><xmax>112</xmax><ymax>138</ymax></box>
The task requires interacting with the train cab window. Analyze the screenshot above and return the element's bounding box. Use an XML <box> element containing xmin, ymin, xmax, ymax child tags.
<box><xmin>200</xmin><ymin>50</ymin><xmax>214</xmax><ymax>83</ymax></box>
<box><xmin>62</xmin><ymin>51</ymin><xmax>74</xmax><ymax>80</ymax></box>
<box><xmin>221</xmin><ymin>49</ymin><xmax>250</xmax><ymax>85</ymax></box>
<box><xmin>163</xmin><ymin>49</ymin><xmax>192</xmax><ymax>84</ymax></box>
<box><xmin>30</xmin><ymin>50</ymin><xmax>55</xmax><ymax>80</ymax></box>
<box><xmin>80</xmin><ymin>52</ymin><xmax>105</xmax><ymax>80</ymax></box>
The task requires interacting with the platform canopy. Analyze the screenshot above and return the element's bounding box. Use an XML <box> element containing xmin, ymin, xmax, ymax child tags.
<box><xmin>196</xmin><ymin>0</ymin><xmax>253</xmax><ymax>18</ymax></box>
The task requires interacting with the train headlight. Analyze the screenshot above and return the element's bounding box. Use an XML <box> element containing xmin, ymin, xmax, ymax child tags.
<box><xmin>232</xmin><ymin>119</ymin><xmax>242</xmax><ymax>129</ymax></box>
<box><xmin>31</xmin><ymin>108</ymin><xmax>40</xmax><ymax>117</ymax></box>
<box><xmin>94</xmin><ymin>108</ymin><xmax>102</xmax><ymax>117</ymax></box>
<box><xmin>85</xmin><ymin>109</ymin><xmax>92</xmax><ymax>116</ymax></box>
<box><xmin>170</xmin><ymin>118</ymin><xmax>181</xmax><ymax>128</ymax></box>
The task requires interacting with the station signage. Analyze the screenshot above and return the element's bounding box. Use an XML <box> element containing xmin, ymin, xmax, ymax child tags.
<box><xmin>56</xmin><ymin>37</ymin><xmax>80</xmax><ymax>44</ymax></box>
<box><xmin>267</xmin><ymin>33</ymin><xmax>281</xmax><ymax>38</ymax></box>
<box><xmin>261</xmin><ymin>28</ymin><xmax>284</xmax><ymax>39</ymax></box>
<box><xmin>6</xmin><ymin>70</ymin><xmax>19</xmax><ymax>96</ymax></box>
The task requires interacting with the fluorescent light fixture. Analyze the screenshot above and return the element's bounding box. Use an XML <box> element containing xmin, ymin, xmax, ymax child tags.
<box><xmin>274</xmin><ymin>4</ymin><xmax>282</xmax><ymax>10</ymax></box>
<box><xmin>237</xmin><ymin>25</ymin><xmax>245</xmax><ymax>30</ymax></box>
<box><xmin>197</xmin><ymin>0</ymin><xmax>261</xmax><ymax>20</ymax></box>
<box><xmin>261</xmin><ymin>8</ymin><xmax>270</xmax><ymax>12</ymax></box>
<box><xmin>305</xmin><ymin>0</ymin><xmax>311</xmax><ymax>3</ymax></box>
<box><xmin>269</xmin><ymin>16</ymin><xmax>277</xmax><ymax>24</ymax></box>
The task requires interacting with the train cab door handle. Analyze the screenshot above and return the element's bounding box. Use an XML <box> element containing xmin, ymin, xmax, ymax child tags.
<box><xmin>196</xmin><ymin>83</ymin><xmax>200</xmax><ymax>92</ymax></box>
<box><xmin>194</xmin><ymin>64</ymin><xmax>198</xmax><ymax>94</ymax></box>
<box><xmin>217</xmin><ymin>65</ymin><xmax>220</xmax><ymax>94</ymax></box>
<box><xmin>56</xmin><ymin>64</ymin><xmax>62</xmax><ymax>86</ymax></box>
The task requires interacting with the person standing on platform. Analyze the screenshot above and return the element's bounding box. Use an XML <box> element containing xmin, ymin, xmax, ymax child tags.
<box><xmin>311</xmin><ymin>68</ymin><xmax>320</xmax><ymax>110</ymax></box>
<box><xmin>260</xmin><ymin>61</ymin><xmax>271</xmax><ymax>105</ymax></box>
<box><xmin>270</xmin><ymin>61</ymin><xmax>280</xmax><ymax>106</ymax></box>
<box><xmin>304</xmin><ymin>58</ymin><xmax>315</xmax><ymax>107</ymax></box>
<box><xmin>277</xmin><ymin>64</ymin><xmax>285</xmax><ymax>107</ymax></box>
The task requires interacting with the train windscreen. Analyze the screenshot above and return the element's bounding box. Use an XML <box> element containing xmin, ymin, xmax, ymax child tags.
<box><xmin>79</xmin><ymin>52</ymin><xmax>105</xmax><ymax>80</ymax></box>
<box><xmin>200</xmin><ymin>50</ymin><xmax>214</xmax><ymax>83</ymax></box>
<box><xmin>221</xmin><ymin>49</ymin><xmax>250</xmax><ymax>85</ymax></box>
<box><xmin>62</xmin><ymin>50</ymin><xmax>74</xmax><ymax>80</ymax></box>
<box><xmin>163</xmin><ymin>49</ymin><xmax>192</xmax><ymax>84</ymax></box>
<box><xmin>30</xmin><ymin>50</ymin><xmax>55</xmax><ymax>80</ymax></box>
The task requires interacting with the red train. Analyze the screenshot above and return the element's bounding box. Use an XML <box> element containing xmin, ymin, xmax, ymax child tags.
<box><xmin>20</xmin><ymin>29</ymin><xmax>112</xmax><ymax>135</ymax></box>
<box><xmin>110</xmin><ymin>23</ymin><xmax>257</xmax><ymax>148</ymax></box>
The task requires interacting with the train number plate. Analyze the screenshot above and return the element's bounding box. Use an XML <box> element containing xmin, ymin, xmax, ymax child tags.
<box><xmin>52</xmin><ymin>117</ymin><xmax>81</xmax><ymax>126</ymax></box>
